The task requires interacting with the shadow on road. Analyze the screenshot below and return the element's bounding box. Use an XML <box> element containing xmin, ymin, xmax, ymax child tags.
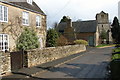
<box><xmin>38</xmin><ymin>61</ymin><xmax>109</xmax><ymax>78</ymax></box>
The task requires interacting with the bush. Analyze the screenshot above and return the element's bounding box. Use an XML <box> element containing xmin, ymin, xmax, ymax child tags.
<box><xmin>16</xmin><ymin>28</ymin><xmax>39</xmax><ymax>50</ymax></box>
<box><xmin>57</xmin><ymin>35</ymin><xmax>68</xmax><ymax>46</ymax></box>
<box><xmin>46</xmin><ymin>28</ymin><xmax>59</xmax><ymax>47</ymax></box>
<box><xmin>109</xmin><ymin>59</ymin><xmax>120</xmax><ymax>79</ymax></box>
<box><xmin>74</xmin><ymin>39</ymin><xmax>88</xmax><ymax>45</ymax></box>
<box><xmin>112</xmin><ymin>54</ymin><xmax>120</xmax><ymax>60</ymax></box>
<box><xmin>113</xmin><ymin>47</ymin><xmax>120</xmax><ymax>52</ymax></box>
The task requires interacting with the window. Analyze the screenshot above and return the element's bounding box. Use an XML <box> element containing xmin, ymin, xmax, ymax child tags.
<box><xmin>27</xmin><ymin>0</ymin><xmax>33</xmax><ymax>5</ymax></box>
<box><xmin>102</xmin><ymin>25</ymin><xmax>103</xmax><ymax>27</ymax></box>
<box><xmin>0</xmin><ymin>5</ymin><xmax>8</xmax><ymax>22</ymax></box>
<box><xmin>22</xmin><ymin>11</ymin><xmax>29</xmax><ymax>25</ymax></box>
<box><xmin>36</xmin><ymin>15</ymin><xmax>41</xmax><ymax>27</ymax></box>
<box><xmin>0</xmin><ymin>34</ymin><xmax>9</xmax><ymax>51</ymax></box>
<box><xmin>101</xmin><ymin>15</ymin><xmax>104</xmax><ymax>18</ymax></box>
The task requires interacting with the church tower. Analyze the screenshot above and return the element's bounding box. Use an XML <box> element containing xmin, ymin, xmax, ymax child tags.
<box><xmin>96</xmin><ymin>11</ymin><xmax>112</xmax><ymax>43</ymax></box>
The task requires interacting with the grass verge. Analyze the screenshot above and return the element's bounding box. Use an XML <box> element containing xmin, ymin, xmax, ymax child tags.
<box><xmin>96</xmin><ymin>44</ymin><xmax>115</xmax><ymax>48</ymax></box>
<box><xmin>112</xmin><ymin>47</ymin><xmax>120</xmax><ymax>60</ymax></box>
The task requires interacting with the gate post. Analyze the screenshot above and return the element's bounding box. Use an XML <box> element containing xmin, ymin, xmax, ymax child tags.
<box><xmin>22</xmin><ymin>49</ymin><xmax>28</xmax><ymax>68</ymax></box>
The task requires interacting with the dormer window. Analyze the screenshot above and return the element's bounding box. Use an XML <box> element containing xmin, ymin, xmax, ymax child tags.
<box><xmin>27</xmin><ymin>0</ymin><xmax>33</xmax><ymax>5</ymax></box>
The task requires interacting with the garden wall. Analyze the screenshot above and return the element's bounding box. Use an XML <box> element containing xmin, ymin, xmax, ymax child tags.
<box><xmin>0</xmin><ymin>45</ymin><xmax>86</xmax><ymax>74</ymax></box>
<box><xmin>0</xmin><ymin>52</ymin><xmax>11</xmax><ymax>75</ymax></box>
<box><xmin>26</xmin><ymin>45</ymin><xmax>86</xmax><ymax>67</ymax></box>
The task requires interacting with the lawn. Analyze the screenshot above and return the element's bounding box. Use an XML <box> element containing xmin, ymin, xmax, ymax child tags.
<box><xmin>96</xmin><ymin>44</ymin><xmax>115</xmax><ymax>48</ymax></box>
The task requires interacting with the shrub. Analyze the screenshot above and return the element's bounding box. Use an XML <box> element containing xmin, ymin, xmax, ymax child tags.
<box><xmin>109</xmin><ymin>59</ymin><xmax>120</xmax><ymax>79</ymax></box>
<box><xmin>113</xmin><ymin>47</ymin><xmax>120</xmax><ymax>52</ymax></box>
<box><xmin>16</xmin><ymin>28</ymin><xmax>39</xmax><ymax>50</ymax></box>
<box><xmin>46</xmin><ymin>28</ymin><xmax>59</xmax><ymax>47</ymax></box>
<box><xmin>100</xmin><ymin>29</ymin><xmax>107</xmax><ymax>39</ymax></box>
<box><xmin>74</xmin><ymin>39</ymin><xmax>88</xmax><ymax>45</ymax></box>
<box><xmin>112</xmin><ymin>54</ymin><xmax>120</xmax><ymax>60</ymax></box>
<box><xmin>57</xmin><ymin>35</ymin><xmax>68</xmax><ymax>46</ymax></box>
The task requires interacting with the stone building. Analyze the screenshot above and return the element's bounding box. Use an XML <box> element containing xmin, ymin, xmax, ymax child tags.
<box><xmin>63</xmin><ymin>19</ymin><xmax>76</xmax><ymax>42</ymax></box>
<box><xmin>57</xmin><ymin>19</ymin><xmax>99</xmax><ymax>46</ymax></box>
<box><xmin>0</xmin><ymin>0</ymin><xmax>46</xmax><ymax>51</ymax></box>
<box><xmin>96</xmin><ymin>11</ymin><xmax>112</xmax><ymax>43</ymax></box>
<box><xmin>57</xmin><ymin>11</ymin><xmax>112</xmax><ymax>46</ymax></box>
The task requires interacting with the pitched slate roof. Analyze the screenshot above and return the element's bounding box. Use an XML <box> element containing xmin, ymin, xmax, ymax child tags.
<box><xmin>57</xmin><ymin>22</ymin><xmax>67</xmax><ymax>31</ymax></box>
<box><xmin>72</xmin><ymin>20</ymin><xmax>98</xmax><ymax>33</ymax></box>
<box><xmin>57</xmin><ymin>20</ymin><xmax>98</xmax><ymax>33</ymax></box>
<box><xmin>0</xmin><ymin>0</ymin><xmax>45</xmax><ymax>15</ymax></box>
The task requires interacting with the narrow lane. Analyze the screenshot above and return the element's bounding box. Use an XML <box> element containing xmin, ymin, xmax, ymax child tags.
<box><xmin>34</xmin><ymin>47</ymin><xmax>112</xmax><ymax>78</ymax></box>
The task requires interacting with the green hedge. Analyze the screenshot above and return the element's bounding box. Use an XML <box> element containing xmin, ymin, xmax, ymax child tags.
<box><xmin>74</xmin><ymin>39</ymin><xmax>88</xmax><ymax>45</ymax></box>
<box><xmin>110</xmin><ymin>59</ymin><xmax>120</xmax><ymax>79</ymax></box>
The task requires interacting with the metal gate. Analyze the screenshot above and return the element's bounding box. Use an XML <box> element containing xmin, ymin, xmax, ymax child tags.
<box><xmin>10</xmin><ymin>51</ymin><xmax>24</xmax><ymax>71</ymax></box>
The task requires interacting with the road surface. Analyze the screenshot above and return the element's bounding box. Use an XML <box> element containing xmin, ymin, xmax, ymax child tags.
<box><xmin>33</xmin><ymin>47</ymin><xmax>112</xmax><ymax>78</ymax></box>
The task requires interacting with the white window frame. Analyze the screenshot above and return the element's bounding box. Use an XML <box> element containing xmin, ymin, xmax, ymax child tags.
<box><xmin>27</xmin><ymin>0</ymin><xmax>33</xmax><ymax>5</ymax></box>
<box><xmin>36</xmin><ymin>15</ymin><xmax>41</xmax><ymax>28</ymax></box>
<box><xmin>0</xmin><ymin>34</ymin><xmax>9</xmax><ymax>52</ymax></box>
<box><xmin>22</xmin><ymin>11</ymin><xmax>29</xmax><ymax>26</ymax></box>
<box><xmin>0</xmin><ymin>5</ymin><xmax>8</xmax><ymax>22</ymax></box>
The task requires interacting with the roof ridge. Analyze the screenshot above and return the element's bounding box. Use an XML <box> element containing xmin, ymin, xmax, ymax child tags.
<box><xmin>0</xmin><ymin>0</ymin><xmax>46</xmax><ymax>15</ymax></box>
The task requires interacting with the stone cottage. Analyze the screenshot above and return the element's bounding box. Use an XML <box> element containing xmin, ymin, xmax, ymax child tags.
<box><xmin>0</xmin><ymin>0</ymin><xmax>46</xmax><ymax>51</ymax></box>
<box><xmin>57</xmin><ymin>11</ymin><xmax>112</xmax><ymax>46</ymax></box>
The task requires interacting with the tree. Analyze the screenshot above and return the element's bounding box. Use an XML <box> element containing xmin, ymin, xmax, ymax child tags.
<box><xmin>46</xmin><ymin>28</ymin><xmax>59</xmax><ymax>47</ymax></box>
<box><xmin>16</xmin><ymin>28</ymin><xmax>39</xmax><ymax>50</ymax></box>
<box><xmin>100</xmin><ymin>29</ymin><xmax>107</xmax><ymax>44</ymax></box>
<box><xmin>100</xmin><ymin>29</ymin><xmax>107</xmax><ymax>39</ymax></box>
<box><xmin>111</xmin><ymin>17</ymin><xmax>120</xmax><ymax>43</ymax></box>
<box><xmin>53</xmin><ymin>22</ymin><xmax>58</xmax><ymax>29</ymax></box>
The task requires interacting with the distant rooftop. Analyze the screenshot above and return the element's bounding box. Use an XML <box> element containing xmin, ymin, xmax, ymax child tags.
<box><xmin>57</xmin><ymin>20</ymin><xmax>98</xmax><ymax>33</ymax></box>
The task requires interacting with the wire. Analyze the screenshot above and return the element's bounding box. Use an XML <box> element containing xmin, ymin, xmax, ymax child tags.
<box><xmin>52</xmin><ymin>0</ymin><xmax>71</xmax><ymax>18</ymax></box>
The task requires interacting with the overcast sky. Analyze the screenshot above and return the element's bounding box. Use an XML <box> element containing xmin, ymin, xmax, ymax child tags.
<box><xmin>34</xmin><ymin>0</ymin><xmax>120</xmax><ymax>28</ymax></box>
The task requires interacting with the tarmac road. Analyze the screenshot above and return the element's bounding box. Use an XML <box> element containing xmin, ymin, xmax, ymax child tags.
<box><xmin>33</xmin><ymin>47</ymin><xmax>112</xmax><ymax>78</ymax></box>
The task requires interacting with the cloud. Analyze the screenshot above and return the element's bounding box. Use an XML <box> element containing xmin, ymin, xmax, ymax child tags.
<box><xmin>34</xmin><ymin>0</ymin><xmax>119</xmax><ymax>28</ymax></box>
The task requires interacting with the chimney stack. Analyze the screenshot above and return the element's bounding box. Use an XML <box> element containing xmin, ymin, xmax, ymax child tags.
<box><xmin>67</xmin><ymin>19</ymin><xmax>72</xmax><ymax>27</ymax></box>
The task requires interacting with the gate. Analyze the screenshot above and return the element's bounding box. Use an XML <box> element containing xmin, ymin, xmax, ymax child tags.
<box><xmin>88</xmin><ymin>36</ymin><xmax>94</xmax><ymax>46</ymax></box>
<box><xmin>10</xmin><ymin>51</ymin><xmax>27</xmax><ymax>71</ymax></box>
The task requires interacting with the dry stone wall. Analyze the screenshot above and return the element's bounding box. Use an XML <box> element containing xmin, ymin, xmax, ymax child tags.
<box><xmin>26</xmin><ymin>45</ymin><xmax>86</xmax><ymax>67</ymax></box>
<box><xmin>0</xmin><ymin>45</ymin><xmax>86</xmax><ymax>74</ymax></box>
<box><xmin>0</xmin><ymin>52</ymin><xmax>11</xmax><ymax>75</ymax></box>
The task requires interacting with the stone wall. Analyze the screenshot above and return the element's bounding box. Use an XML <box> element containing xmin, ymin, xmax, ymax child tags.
<box><xmin>26</xmin><ymin>45</ymin><xmax>86</xmax><ymax>67</ymax></box>
<box><xmin>0</xmin><ymin>52</ymin><xmax>11</xmax><ymax>75</ymax></box>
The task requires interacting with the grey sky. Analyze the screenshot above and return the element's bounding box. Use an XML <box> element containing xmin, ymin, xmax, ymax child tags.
<box><xmin>34</xmin><ymin>0</ymin><xmax>119</xmax><ymax>28</ymax></box>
